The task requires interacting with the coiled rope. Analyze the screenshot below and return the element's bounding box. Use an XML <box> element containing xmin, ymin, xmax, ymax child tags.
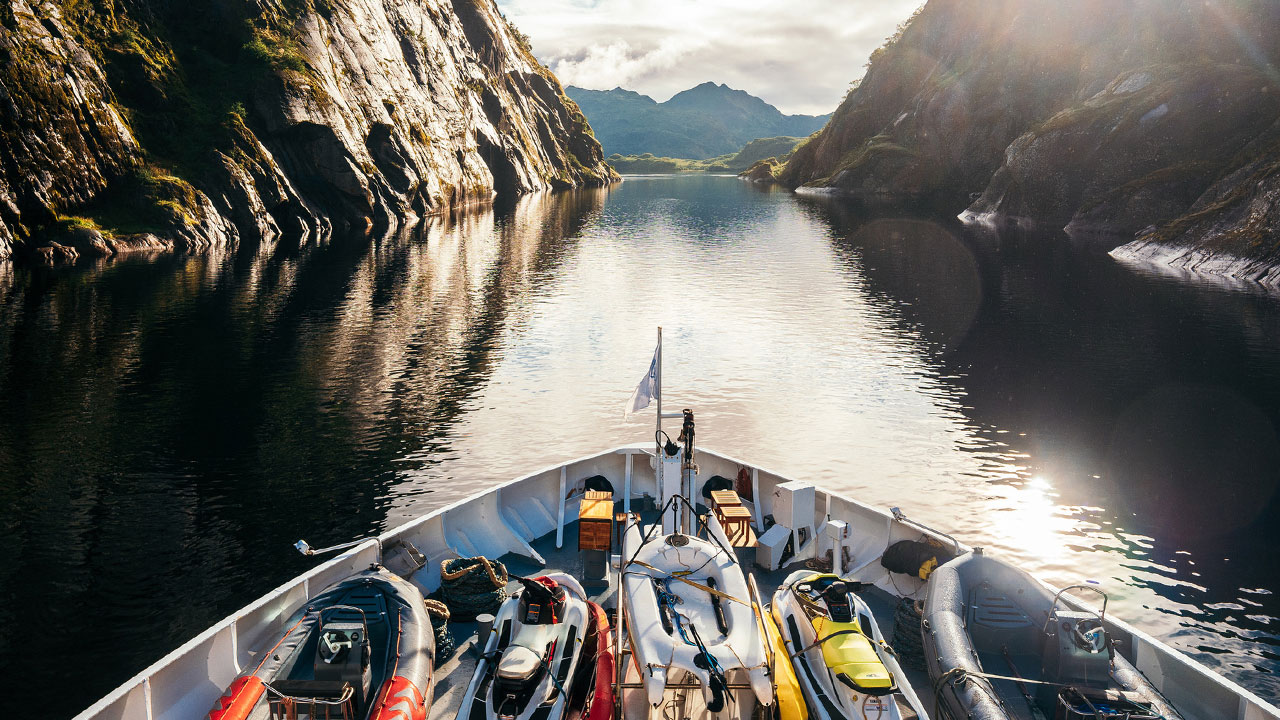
<box><xmin>891</xmin><ymin>598</ymin><xmax>927</xmax><ymax>671</ymax></box>
<box><xmin>423</xmin><ymin>598</ymin><xmax>454</xmax><ymax>663</ymax></box>
<box><xmin>439</xmin><ymin>556</ymin><xmax>508</xmax><ymax>622</ymax></box>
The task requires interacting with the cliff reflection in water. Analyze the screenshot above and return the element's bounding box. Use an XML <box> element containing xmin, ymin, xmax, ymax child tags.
<box><xmin>0</xmin><ymin>187</ymin><xmax>608</xmax><ymax>717</ymax></box>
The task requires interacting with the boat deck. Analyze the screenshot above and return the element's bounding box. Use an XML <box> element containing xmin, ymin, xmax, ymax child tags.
<box><xmin>428</xmin><ymin>516</ymin><xmax>934</xmax><ymax>719</ymax></box>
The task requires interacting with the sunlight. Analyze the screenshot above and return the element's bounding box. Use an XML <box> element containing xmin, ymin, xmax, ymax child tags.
<box><xmin>988</xmin><ymin>475</ymin><xmax>1076</xmax><ymax>572</ymax></box>
<box><xmin>1204</xmin><ymin>0</ymin><xmax>1280</xmax><ymax>88</ymax></box>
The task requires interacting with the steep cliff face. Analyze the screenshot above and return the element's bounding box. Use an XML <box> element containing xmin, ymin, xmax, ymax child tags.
<box><xmin>781</xmin><ymin>0</ymin><xmax>1280</xmax><ymax>282</ymax></box>
<box><xmin>0</xmin><ymin>0</ymin><xmax>616</xmax><ymax>262</ymax></box>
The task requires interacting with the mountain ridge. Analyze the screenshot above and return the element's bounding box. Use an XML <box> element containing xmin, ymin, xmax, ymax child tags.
<box><xmin>566</xmin><ymin>83</ymin><xmax>829</xmax><ymax>160</ymax></box>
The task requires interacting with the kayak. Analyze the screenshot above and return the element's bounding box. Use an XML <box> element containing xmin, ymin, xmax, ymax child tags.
<box><xmin>620</xmin><ymin>511</ymin><xmax>772</xmax><ymax>713</ymax></box>
<box><xmin>748</xmin><ymin>576</ymin><xmax>806</xmax><ymax>720</ymax></box>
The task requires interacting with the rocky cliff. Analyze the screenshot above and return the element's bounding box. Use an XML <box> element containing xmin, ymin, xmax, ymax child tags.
<box><xmin>781</xmin><ymin>0</ymin><xmax>1280</xmax><ymax>284</ymax></box>
<box><xmin>0</xmin><ymin>0</ymin><xmax>616</xmax><ymax>263</ymax></box>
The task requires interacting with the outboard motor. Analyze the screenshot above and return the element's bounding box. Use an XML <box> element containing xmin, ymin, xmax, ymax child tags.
<box><xmin>315</xmin><ymin>606</ymin><xmax>373</xmax><ymax>711</ymax></box>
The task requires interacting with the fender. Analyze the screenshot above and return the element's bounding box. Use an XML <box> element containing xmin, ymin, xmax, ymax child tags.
<box><xmin>582</xmin><ymin>602</ymin><xmax>615</xmax><ymax>720</ymax></box>
<box><xmin>207</xmin><ymin>676</ymin><xmax>264</xmax><ymax>720</ymax></box>
<box><xmin>369</xmin><ymin>676</ymin><xmax>427</xmax><ymax>720</ymax></box>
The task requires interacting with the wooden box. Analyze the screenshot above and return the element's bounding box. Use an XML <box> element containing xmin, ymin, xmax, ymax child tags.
<box><xmin>578</xmin><ymin>490</ymin><xmax>614</xmax><ymax>552</ymax></box>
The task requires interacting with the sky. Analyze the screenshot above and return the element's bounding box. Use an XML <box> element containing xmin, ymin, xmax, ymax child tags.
<box><xmin>495</xmin><ymin>0</ymin><xmax>925</xmax><ymax>116</ymax></box>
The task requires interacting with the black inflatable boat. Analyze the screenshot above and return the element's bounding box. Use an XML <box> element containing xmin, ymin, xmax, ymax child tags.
<box><xmin>922</xmin><ymin>550</ymin><xmax>1181</xmax><ymax>720</ymax></box>
<box><xmin>207</xmin><ymin>567</ymin><xmax>435</xmax><ymax>720</ymax></box>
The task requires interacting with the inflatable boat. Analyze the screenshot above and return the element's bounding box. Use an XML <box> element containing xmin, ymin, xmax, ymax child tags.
<box><xmin>620</xmin><ymin>507</ymin><xmax>772</xmax><ymax>714</ymax></box>
<box><xmin>207</xmin><ymin>567</ymin><xmax>434</xmax><ymax>720</ymax></box>
<box><xmin>772</xmin><ymin>571</ymin><xmax>928</xmax><ymax>720</ymax></box>
<box><xmin>923</xmin><ymin>550</ymin><xmax>1183</xmax><ymax>720</ymax></box>
<box><xmin>458</xmin><ymin>573</ymin><xmax>613</xmax><ymax>720</ymax></box>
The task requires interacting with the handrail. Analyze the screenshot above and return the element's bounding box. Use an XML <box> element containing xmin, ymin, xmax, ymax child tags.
<box><xmin>262</xmin><ymin>682</ymin><xmax>355</xmax><ymax>705</ymax></box>
<box><xmin>263</xmin><ymin>681</ymin><xmax>355</xmax><ymax>720</ymax></box>
<box><xmin>1043</xmin><ymin>584</ymin><xmax>1108</xmax><ymax>635</ymax></box>
<box><xmin>318</xmin><ymin>604</ymin><xmax>369</xmax><ymax>626</ymax></box>
<box><xmin>890</xmin><ymin>506</ymin><xmax>961</xmax><ymax>555</ymax></box>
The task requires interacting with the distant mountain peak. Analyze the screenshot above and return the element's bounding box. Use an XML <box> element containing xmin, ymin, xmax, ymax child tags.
<box><xmin>565</xmin><ymin>83</ymin><xmax>831</xmax><ymax>160</ymax></box>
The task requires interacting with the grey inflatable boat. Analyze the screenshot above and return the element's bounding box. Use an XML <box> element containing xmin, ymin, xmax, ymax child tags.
<box><xmin>922</xmin><ymin>550</ymin><xmax>1181</xmax><ymax>720</ymax></box>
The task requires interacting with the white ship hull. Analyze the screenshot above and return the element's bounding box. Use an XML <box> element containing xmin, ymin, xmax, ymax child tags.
<box><xmin>74</xmin><ymin>445</ymin><xmax>1280</xmax><ymax>720</ymax></box>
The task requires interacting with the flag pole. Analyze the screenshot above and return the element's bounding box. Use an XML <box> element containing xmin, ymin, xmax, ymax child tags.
<box><xmin>655</xmin><ymin>326</ymin><xmax>663</xmax><ymax>442</ymax></box>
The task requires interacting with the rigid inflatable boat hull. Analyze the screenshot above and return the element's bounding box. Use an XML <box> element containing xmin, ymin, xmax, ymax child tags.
<box><xmin>207</xmin><ymin>567</ymin><xmax>435</xmax><ymax>720</ymax></box>
<box><xmin>922</xmin><ymin>552</ymin><xmax>1181</xmax><ymax>720</ymax></box>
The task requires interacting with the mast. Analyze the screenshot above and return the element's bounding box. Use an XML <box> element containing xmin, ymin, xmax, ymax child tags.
<box><xmin>655</xmin><ymin>326</ymin><xmax>663</xmax><ymax>464</ymax></box>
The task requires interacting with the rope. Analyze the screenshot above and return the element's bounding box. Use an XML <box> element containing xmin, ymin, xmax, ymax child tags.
<box><xmin>439</xmin><ymin>557</ymin><xmax>509</xmax><ymax>621</ymax></box>
<box><xmin>891</xmin><ymin>599</ymin><xmax>927</xmax><ymax>671</ymax></box>
<box><xmin>440</xmin><ymin>555</ymin><xmax>508</xmax><ymax>585</ymax></box>
<box><xmin>789</xmin><ymin>628</ymin><xmax>898</xmax><ymax>661</ymax></box>
<box><xmin>932</xmin><ymin>665</ymin><xmax>1039</xmax><ymax>719</ymax></box>
<box><xmin>627</xmin><ymin>560</ymin><xmax>753</xmax><ymax>607</ymax></box>
<box><xmin>423</xmin><ymin>598</ymin><xmax>454</xmax><ymax>663</ymax></box>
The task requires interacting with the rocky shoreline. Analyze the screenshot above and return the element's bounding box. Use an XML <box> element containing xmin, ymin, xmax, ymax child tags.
<box><xmin>1109</xmin><ymin>239</ymin><xmax>1280</xmax><ymax>288</ymax></box>
<box><xmin>774</xmin><ymin>0</ymin><xmax>1280</xmax><ymax>287</ymax></box>
<box><xmin>0</xmin><ymin>0</ymin><xmax>617</xmax><ymax>265</ymax></box>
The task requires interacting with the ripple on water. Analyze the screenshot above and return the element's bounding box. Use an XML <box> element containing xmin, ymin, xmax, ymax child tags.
<box><xmin>1</xmin><ymin>176</ymin><xmax>1279</xmax><ymax>710</ymax></box>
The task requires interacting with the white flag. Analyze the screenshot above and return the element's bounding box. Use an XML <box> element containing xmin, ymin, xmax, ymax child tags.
<box><xmin>625</xmin><ymin>345</ymin><xmax>659</xmax><ymax>418</ymax></box>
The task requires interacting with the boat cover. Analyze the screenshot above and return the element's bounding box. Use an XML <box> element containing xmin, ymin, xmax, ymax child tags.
<box><xmin>621</xmin><ymin>514</ymin><xmax>771</xmax><ymax>709</ymax></box>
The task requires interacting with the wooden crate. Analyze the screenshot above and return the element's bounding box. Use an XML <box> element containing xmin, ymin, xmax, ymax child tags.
<box><xmin>579</xmin><ymin>491</ymin><xmax>614</xmax><ymax>552</ymax></box>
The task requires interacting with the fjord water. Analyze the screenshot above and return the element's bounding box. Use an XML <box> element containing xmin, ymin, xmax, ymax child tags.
<box><xmin>2</xmin><ymin>175</ymin><xmax>1278</xmax><ymax>715</ymax></box>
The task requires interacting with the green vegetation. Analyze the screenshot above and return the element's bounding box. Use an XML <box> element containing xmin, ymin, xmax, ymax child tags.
<box><xmin>243</xmin><ymin>25</ymin><xmax>309</xmax><ymax>73</ymax></box>
<box><xmin>830</xmin><ymin>134</ymin><xmax>915</xmax><ymax>177</ymax></box>
<box><xmin>50</xmin><ymin>166</ymin><xmax>205</xmax><ymax>238</ymax></box>
<box><xmin>48</xmin><ymin>0</ymin><xmax>323</xmax><ymax>233</ymax></box>
<box><xmin>606</xmin><ymin>154</ymin><xmax>725</xmax><ymax>174</ymax></box>
<box><xmin>607</xmin><ymin>136</ymin><xmax>805</xmax><ymax>174</ymax></box>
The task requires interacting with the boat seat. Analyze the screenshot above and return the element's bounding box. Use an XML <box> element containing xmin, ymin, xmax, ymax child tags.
<box><xmin>813</xmin><ymin>617</ymin><xmax>894</xmax><ymax>694</ymax></box>
<box><xmin>497</xmin><ymin>646</ymin><xmax>542</xmax><ymax>681</ymax></box>
<box><xmin>496</xmin><ymin>622</ymin><xmax>557</xmax><ymax>681</ymax></box>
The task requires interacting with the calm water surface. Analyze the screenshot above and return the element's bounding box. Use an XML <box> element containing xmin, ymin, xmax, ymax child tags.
<box><xmin>1</xmin><ymin>175</ymin><xmax>1278</xmax><ymax>716</ymax></box>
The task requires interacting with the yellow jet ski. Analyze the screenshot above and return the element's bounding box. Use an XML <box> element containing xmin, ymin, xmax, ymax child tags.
<box><xmin>771</xmin><ymin>571</ymin><xmax>929</xmax><ymax>720</ymax></box>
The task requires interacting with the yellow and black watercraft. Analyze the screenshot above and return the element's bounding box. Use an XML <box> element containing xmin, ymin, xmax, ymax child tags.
<box><xmin>771</xmin><ymin>572</ymin><xmax>928</xmax><ymax>720</ymax></box>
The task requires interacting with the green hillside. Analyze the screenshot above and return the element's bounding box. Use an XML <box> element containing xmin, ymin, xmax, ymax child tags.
<box><xmin>606</xmin><ymin>136</ymin><xmax>806</xmax><ymax>174</ymax></box>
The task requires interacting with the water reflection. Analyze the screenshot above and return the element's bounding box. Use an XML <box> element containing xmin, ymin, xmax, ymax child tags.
<box><xmin>0</xmin><ymin>188</ymin><xmax>609</xmax><ymax>717</ymax></box>
<box><xmin>806</xmin><ymin>197</ymin><xmax>1280</xmax><ymax>692</ymax></box>
<box><xmin>1</xmin><ymin>176</ymin><xmax>1277</xmax><ymax>716</ymax></box>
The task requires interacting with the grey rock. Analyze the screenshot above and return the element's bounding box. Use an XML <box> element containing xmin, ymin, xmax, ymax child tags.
<box><xmin>0</xmin><ymin>0</ymin><xmax>617</xmax><ymax>262</ymax></box>
<box><xmin>781</xmin><ymin>0</ymin><xmax>1280</xmax><ymax>283</ymax></box>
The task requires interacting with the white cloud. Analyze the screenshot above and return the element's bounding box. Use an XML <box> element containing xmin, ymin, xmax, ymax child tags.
<box><xmin>496</xmin><ymin>0</ymin><xmax>924</xmax><ymax>115</ymax></box>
